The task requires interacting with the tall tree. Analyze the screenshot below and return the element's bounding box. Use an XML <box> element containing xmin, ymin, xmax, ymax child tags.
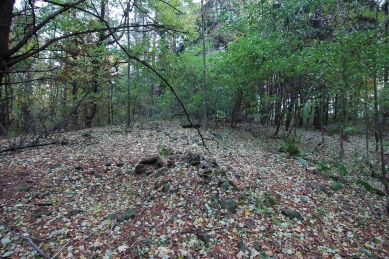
<box><xmin>201</xmin><ymin>0</ymin><xmax>208</xmax><ymax>129</ymax></box>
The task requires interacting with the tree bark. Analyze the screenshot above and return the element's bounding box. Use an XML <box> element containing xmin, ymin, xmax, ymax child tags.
<box><xmin>201</xmin><ymin>0</ymin><xmax>207</xmax><ymax>129</ymax></box>
<box><xmin>231</xmin><ymin>88</ymin><xmax>243</xmax><ymax>128</ymax></box>
<box><xmin>0</xmin><ymin>0</ymin><xmax>16</xmax><ymax>134</ymax></box>
<box><xmin>285</xmin><ymin>86</ymin><xmax>294</xmax><ymax>131</ymax></box>
<box><xmin>0</xmin><ymin>0</ymin><xmax>15</xmax><ymax>78</ymax></box>
<box><xmin>313</xmin><ymin>99</ymin><xmax>322</xmax><ymax>130</ymax></box>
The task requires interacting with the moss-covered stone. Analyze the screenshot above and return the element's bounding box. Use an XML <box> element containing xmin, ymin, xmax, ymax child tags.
<box><xmin>281</xmin><ymin>209</ymin><xmax>303</xmax><ymax>221</ymax></box>
<box><xmin>18</xmin><ymin>185</ymin><xmax>31</xmax><ymax>192</ymax></box>
<box><xmin>33</xmin><ymin>211</ymin><xmax>52</xmax><ymax>218</ymax></box>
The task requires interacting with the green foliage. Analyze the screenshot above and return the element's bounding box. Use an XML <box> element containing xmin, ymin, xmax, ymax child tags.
<box><xmin>331</xmin><ymin>182</ymin><xmax>343</xmax><ymax>191</ymax></box>
<box><xmin>328</xmin><ymin>174</ymin><xmax>339</xmax><ymax>181</ymax></box>
<box><xmin>362</xmin><ymin>154</ymin><xmax>373</xmax><ymax>169</ymax></box>
<box><xmin>255</xmin><ymin>192</ymin><xmax>277</xmax><ymax>215</ymax></box>
<box><xmin>279</xmin><ymin>137</ymin><xmax>300</xmax><ymax>156</ymax></box>
<box><xmin>295</xmin><ymin>156</ymin><xmax>307</xmax><ymax>165</ymax></box>
<box><xmin>316</xmin><ymin>206</ymin><xmax>328</xmax><ymax>219</ymax></box>
<box><xmin>333</xmin><ymin>161</ymin><xmax>348</xmax><ymax>176</ymax></box>
<box><xmin>159</xmin><ymin>147</ymin><xmax>170</xmax><ymax>157</ymax></box>
<box><xmin>343</xmin><ymin>125</ymin><xmax>357</xmax><ymax>134</ymax></box>
<box><xmin>316</xmin><ymin>160</ymin><xmax>331</xmax><ymax>172</ymax></box>
<box><xmin>356</xmin><ymin>180</ymin><xmax>386</xmax><ymax>196</ymax></box>
<box><xmin>261</xmin><ymin>192</ymin><xmax>277</xmax><ymax>206</ymax></box>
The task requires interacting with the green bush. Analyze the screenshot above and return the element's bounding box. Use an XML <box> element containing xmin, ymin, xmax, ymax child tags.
<box><xmin>279</xmin><ymin>137</ymin><xmax>300</xmax><ymax>156</ymax></box>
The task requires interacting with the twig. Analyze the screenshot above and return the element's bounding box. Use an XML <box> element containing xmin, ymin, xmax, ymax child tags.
<box><xmin>0</xmin><ymin>141</ymin><xmax>56</xmax><ymax>154</ymax></box>
<box><xmin>203</xmin><ymin>137</ymin><xmax>227</xmax><ymax>150</ymax></box>
<box><xmin>8</xmin><ymin>158</ymin><xmax>14</xmax><ymax>168</ymax></box>
<box><xmin>0</xmin><ymin>222</ymin><xmax>51</xmax><ymax>259</ymax></box>
<box><xmin>51</xmin><ymin>240</ymin><xmax>69</xmax><ymax>259</ymax></box>
<box><xmin>145</xmin><ymin>185</ymin><xmax>164</xmax><ymax>201</ymax></box>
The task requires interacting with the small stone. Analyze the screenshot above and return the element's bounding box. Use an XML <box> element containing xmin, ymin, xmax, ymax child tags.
<box><xmin>306</xmin><ymin>167</ymin><xmax>319</xmax><ymax>174</ymax></box>
<box><xmin>145</xmin><ymin>169</ymin><xmax>154</xmax><ymax>176</ymax></box>
<box><xmin>134</xmin><ymin>164</ymin><xmax>145</xmax><ymax>174</ymax></box>
<box><xmin>89</xmin><ymin>185</ymin><xmax>97</xmax><ymax>194</ymax></box>
<box><xmin>219</xmin><ymin>181</ymin><xmax>231</xmax><ymax>190</ymax></box>
<box><xmin>105</xmin><ymin>161</ymin><xmax>113</xmax><ymax>166</ymax></box>
<box><xmin>156</xmin><ymin>156</ymin><xmax>166</xmax><ymax>168</ymax></box>
<box><xmin>237</xmin><ymin>240</ymin><xmax>248</xmax><ymax>252</ymax></box>
<box><xmin>189</xmin><ymin>160</ymin><xmax>201</xmax><ymax>166</ymax></box>
<box><xmin>214</xmin><ymin>169</ymin><xmax>227</xmax><ymax>176</ymax></box>
<box><xmin>123</xmin><ymin>208</ymin><xmax>136</xmax><ymax>221</ymax></box>
<box><xmin>33</xmin><ymin>211</ymin><xmax>52</xmax><ymax>218</ymax></box>
<box><xmin>208</xmin><ymin>158</ymin><xmax>218</xmax><ymax>168</ymax></box>
<box><xmin>34</xmin><ymin>202</ymin><xmax>53</xmax><ymax>206</ymax></box>
<box><xmin>106</xmin><ymin>213</ymin><xmax>116</xmax><ymax>220</ymax></box>
<box><xmin>244</xmin><ymin>218</ymin><xmax>256</xmax><ymax>229</ymax></box>
<box><xmin>281</xmin><ymin>209</ymin><xmax>303</xmax><ymax>221</ymax></box>
<box><xmin>139</xmin><ymin>156</ymin><xmax>158</xmax><ymax>165</ymax></box>
<box><xmin>220</xmin><ymin>198</ymin><xmax>237</xmax><ymax>214</ymax></box>
<box><xmin>68</xmin><ymin>209</ymin><xmax>83</xmax><ymax>216</ymax></box>
<box><xmin>196</xmin><ymin>230</ymin><xmax>210</xmax><ymax>243</ymax></box>
<box><xmin>18</xmin><ymin>185</ymin><xmax>31</xmax><ymax>192</ymax></box>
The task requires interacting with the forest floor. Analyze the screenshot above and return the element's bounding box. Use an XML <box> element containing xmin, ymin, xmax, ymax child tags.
<box><xmin>0</xmin><ymin>122</ymin><xmax>388</xmax><ymax>259</ymax></box>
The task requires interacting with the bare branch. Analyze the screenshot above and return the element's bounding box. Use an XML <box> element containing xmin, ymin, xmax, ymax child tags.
<box><xmin>8</xmin><ymin>0</ymin><xmax>87</xmax><ymax>57</ymax></box>
<box><xmin>7</xmin><ymin>24</ymin><xmax>167</xmax><ymax>68</ymax></box>
<box><xmin>0</xmin><ymin>222</ymin><xmax>51</xmax><ymax>258</ymax></box>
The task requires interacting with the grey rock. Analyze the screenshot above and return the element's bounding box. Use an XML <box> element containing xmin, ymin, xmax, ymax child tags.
<box><xmin>220</xmin><ymin>198</ymin><xmax>237</xmax><ymax>214</ymax></box>
<box><xmin>281</xmin><ymin>209</ymin><xmax>303</xmax><ymax>221</ymax></box>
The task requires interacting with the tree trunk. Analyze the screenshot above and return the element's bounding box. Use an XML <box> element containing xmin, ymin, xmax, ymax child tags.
<box><xmin>71</xmin><ymin>81</ymin><xmax>79</xmax><ymax>127</ymax></box>
<box><xmin>313</xmin><ymin>99</ymin><xmax>322</xmax><ymax>130</ymax></box>
<box><xmin>0</xmin><ymin>0</ymin><xmax>16</xmax><ymax>134</ymax></box>
<box><xmin>126</xmin><ymin>2</ymin><xmax>132</xmax><ymax>128</ymax></box>
<box><xmin>0</xmin><ymin>0</ymin><xmax>15</xmax><ymax>76</ymax></box>
<box><xmin>383</xmin><ymin>0</ymin><xmax>389</xmax><ymax>126</ymax></box>
<box><xmin>373</xmin><ymin>73</ymin><xmax>389</xmax><ymax>213</ymax></box>
<box><xmin>274</xmin><ymin>82</ymin><xmax>282</xmax><ymax>126</ymax></box>
<box><xmin>201</xmin><ymin>0</ymin><xmax>207</xmax><ymax>129</ymax></box>
<box><xmin>285</xmin><ymin>87</ymin><xmax>294</xmax><ymax>131</ymax></box>
<box><xmin>231</xmin><ymin>88</ymin><xmax>243</xmax><ymax>128</ymax></box>
<box><xmin>85</xmin><ymin>78</ymin><xmax>98</xmax><ymax>128</ymax></box>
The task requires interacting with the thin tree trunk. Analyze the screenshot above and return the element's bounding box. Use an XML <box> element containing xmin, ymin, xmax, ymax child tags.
<box><xmin>126</xmin><ymin>2</ymin><xmax>131</xmax><ymax>128</ymax></box>
<box><xmin>373</xmin><ymin>74</ymin><xmax>389</xmax><ymax>213</ymax></box>
<box><xmin>365</xmin><ymin>76</ymin><xmax>369</xmax><ymax>158</ymax></box>
<box><xmin>320</xmin><ymin>97</ymin><xmax>325</xmax><ymax>146</ymax></box>
<box><xmin>201</xmin><ymin>0</ymin><xmax>207</xmax><ymax>129</ymax></box>
<box><xmin>0</xmin><ymin>1</ymin><xmax>16</xmax><ymax>132</ymax></box>
<box><xmin>231</xmin><ymin>88</ymin><xmax>243</xmax><ymax>128</ymax></box>
<box><xmin>285</xmin><ymin>87</ymin><xmax>294</xmax><ymax>131</ymax></box>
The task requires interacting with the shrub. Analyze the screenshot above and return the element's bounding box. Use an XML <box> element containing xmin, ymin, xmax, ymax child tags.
<box><xmin>279</xmin><ymin>137</ymin><xmax>300</xmax><ymax>156</ymax></box>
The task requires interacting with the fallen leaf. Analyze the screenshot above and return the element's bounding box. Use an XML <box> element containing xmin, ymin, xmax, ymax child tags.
<box><xmin>118</xmin><ymin>244</ymin><xmax>129</xmax><ymax>252</ymax></box>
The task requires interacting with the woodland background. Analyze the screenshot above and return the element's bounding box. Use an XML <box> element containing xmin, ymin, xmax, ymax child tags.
<box><xmin>0</xmin><ymin>0</ymin><xmax>388</xmax><ymax>142</ymax></box>
<box><xmin>1</xmin><ymin>0</ymin><xmax>389</xmax><ymax>258</ymax></box>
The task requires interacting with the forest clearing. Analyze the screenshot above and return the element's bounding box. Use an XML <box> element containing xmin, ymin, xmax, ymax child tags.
<box><xmin>0</xmin><ymin>123</ymin><xmax>388</xmax><ymax>258</ymax></box>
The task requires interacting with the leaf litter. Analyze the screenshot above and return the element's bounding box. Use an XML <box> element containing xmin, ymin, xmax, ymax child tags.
<box><xmin>0</xmin><ymin>122</ymin><xmax>388</xmax><ymax>258</ymax></box>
